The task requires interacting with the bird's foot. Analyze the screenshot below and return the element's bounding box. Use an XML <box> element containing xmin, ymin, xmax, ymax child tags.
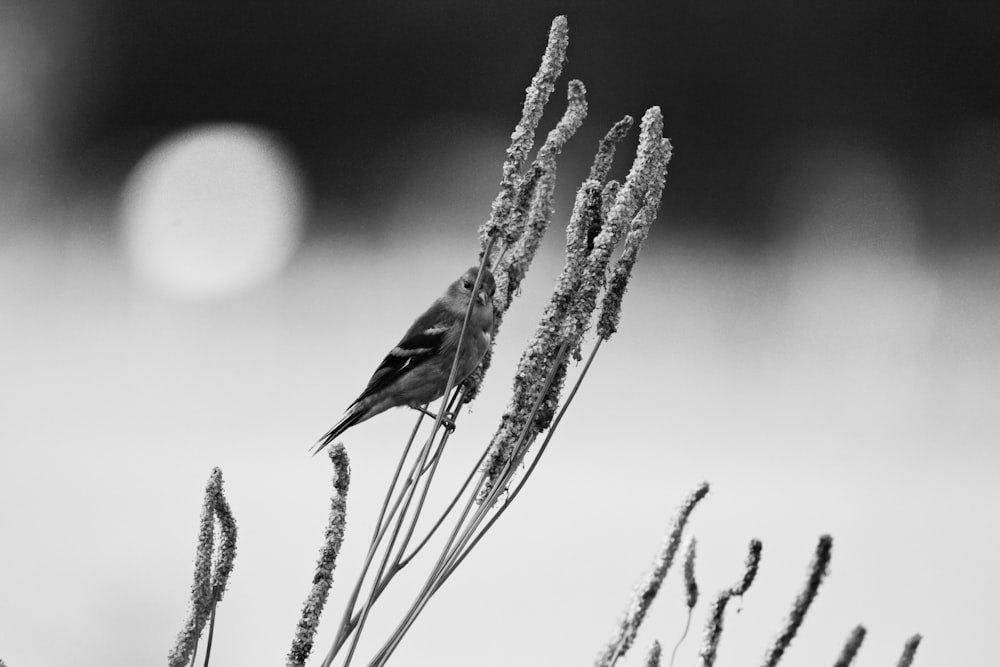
<box><xmin>411</xmin><ymin>405</ymin><xmax>457</xmax><ymax>432</ymax></box>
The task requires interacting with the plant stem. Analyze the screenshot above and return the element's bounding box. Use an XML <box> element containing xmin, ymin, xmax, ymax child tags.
<box><xmin>435</xmin><ymin>339</ymin><xmax>600</xmax><ymax>585</ymax></box>
<box><xmin>373</xmin><ymin>414</ymin><xmax>425</xmax><ymax>541</ymax></box>
<box><xmin>327</xmin><ymin>391</ymin><xmax>473</xmax><ymax>661</ymax></box>
<box><xmin>202</xmin><ymin>599</ymin><xmax>218</xmax><ymax>667</ymax></box>
<box><xmin>397</xmin><ymin>446</ymin><xmax>491</xmax><ymax>568</ymax></box>
<box><xmin>323</xmin><ymin>428</ymin><xmax>425</xmax><ymax>665</ymax></box>
<box><xmin>341</xmin><ymin>422</ymin><xmax>444</xmax><ymax>667</ymax></box>
<box><xmin>389</xmin><ymin>396</ymin><xmax>461</xmax><ymax>573</ymax></box>
<box><xmin>369</xmin><ymin>340</ymin><xmax>579</xmax><ymax>665</ymax></box>
<box><xmin>669</xmin><ymin>611</ymin><xmax>693</xmax><ymax>667</ymax></box>
<box><xmin>339</xmin><ymin>247</ymin><xmax>498</xmax><ymax>666</ymax></box>
<box><xmin>372</xmin><ymin>341</ymin><xmax>602</xmax><ymax>667</ymax></box>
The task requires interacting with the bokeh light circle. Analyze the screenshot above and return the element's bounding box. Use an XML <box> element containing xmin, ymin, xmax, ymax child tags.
<box><xmin>119</xmin><ymin>124</ymin><xmax>306</xmax><ymax>299</ymax></box>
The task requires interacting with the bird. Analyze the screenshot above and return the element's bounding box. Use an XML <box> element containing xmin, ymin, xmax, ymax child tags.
<box><xmin>314</xmin><ymin>266</ymin><xmax>496</xmax><ymax>453</ymax></box>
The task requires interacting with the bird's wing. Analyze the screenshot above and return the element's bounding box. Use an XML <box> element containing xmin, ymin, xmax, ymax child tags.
<box><xmin>354</xmin><ymin>302</ymin><xmax>454</xmax><ymax>404</ymax></box>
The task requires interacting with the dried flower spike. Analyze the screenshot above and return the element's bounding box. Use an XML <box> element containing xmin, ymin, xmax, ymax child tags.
<box><xmin>567</xmin><ymin>116</ymin><xmax>669</xmax><ymax>363</ymax></box>
<box><xmin>645</xmin><ymin>641</ymin><xmax>663</xmax><ymax>667</ymax></box>
<box><xmin>467</xmin><ymin>79</ymin><xmax>587</xmax><ymax>406</ymax></box>
<box><xmin>494</xmin><ymin>79</ymin><xmax>588</xmax><ymax>317</ymax></box>
<box><xmin>760</xmin><ymin>535</ymin><xmax>833</xmax><ymax>667</ymax></box>
<box><xmin>895</xmin><ymin>634</ymin><xmax>923</xmax><ymax>667</ymax></box>
<box><xmin>590</xmin><ymin>116</ymin><xmax>635</xmax><ymax>182</ymax></box>
<box><xmin>683</xmin><ymin>537</ymin><xmax>699</xmax><ymax>610</ymax></box>
<box><xmin>595</xmin><ymin>482</ymin><xmax>710</xmax><ymax>667</ymax></box>
<box><xmin>288</xmin><ymin>445</ymin><xmax>351</xmax><ymax>667</ymax></box>
<box><xmin>478</xmin><ymin>170</ymin><xmax>607</xmax><ymax>497</ymax></box>
<box><xmin>597</xmin><ymin>135</ymin><xmax>672</xmax><ymax>341</ymax></box>
<box><xmin>480</xmin><ymin>15</ymin><xmax>569</xmax><ymax>249</ymax></box>
<box><xmin>697</xmin><ymin>539</ymin><xmax>763</xmax><ymax>667</ymax></box>
<box><xmin>481</xmin><ymin>105</ymin><xmax>671</xmax><ymax>496</ymax></box>
<box><xmin>832</xmin><ymin>625</ymin><xmax>867</xmax><ymax>667</ymax></box>
<box><xmin>167</xmin><ymin>468</ymin><xmax>239</xmax><ymax>667</ymax></box>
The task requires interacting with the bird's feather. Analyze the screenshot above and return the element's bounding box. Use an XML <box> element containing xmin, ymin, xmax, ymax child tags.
<box><xmin>354</xmin><ymin>303</ymin><xmax>454</xmax><ymax>404</ymax></box>
<box><xmin>313</xmin><ymin>405</ymin><xmax>366</xmax><ymax>454</ymax></box>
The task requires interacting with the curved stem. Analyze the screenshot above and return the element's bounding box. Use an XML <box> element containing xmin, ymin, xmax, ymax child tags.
<box><xmin>202</xmin><ymin>599</ymin><xmax>218</xmax><ymax>667</ymax></box>
<box><xmin>342</xmin><ymin>246</ymin><xmax>498</xmax><ymax>666</ymax></box>
<box><xmin>370</xmin><ymin>340</ymin><xmax>577</xmax><ymax>665</ymax></box>
<box><xmin>398</xmin><ymin>445</ymin><xmax>491</xmax><ymax>568</ymax></box>
<box><xmin>326</xmin><ymin>412</ymin><xmax>425</xmax><ymax>664</ymax></box>
<box><xmin>342</xmin><ymin>432</ymin><xmax>439</xmax><ymax>667</ymax></box>
<box><xmin>669</xmin><ymin>610</ymin><xmax>693</xmax><ymax>667</ymax></box>
<box><xmin>373</xmin><ymin>413</ymin><xmax>425</xmax><ymax>540</ymax></box>
<box><xmin>327</xmin><ymin>389</ymin><xmax>474</xmax><ymax>662</ymax></box>
<box><xmin>418</xmin><ymin>339</ymin><xmax>602</xmax><ymax>600</ymax></box>
<box><xmin>391</xmin><ymin>388</ymin><xmax>465</xmax><ymax>569</ymax></box>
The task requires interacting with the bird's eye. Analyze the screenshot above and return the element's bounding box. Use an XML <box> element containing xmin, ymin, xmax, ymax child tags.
<box><xmin>462</xmin><ymin>280</ymin><xmax>473</xmax><ymax>290</ymax></box>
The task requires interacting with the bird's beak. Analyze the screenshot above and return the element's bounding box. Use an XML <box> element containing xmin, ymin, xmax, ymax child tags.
<box><xmin>475</xmin><ymin>291</ymin><xmax>487</xmax><ymax>306</ymax></box>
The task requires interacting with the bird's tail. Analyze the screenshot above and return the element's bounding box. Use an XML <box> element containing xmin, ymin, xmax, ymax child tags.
<box><xmin>313</xmin><ymin>404</ymin><xmax>366</xmax><ymax>456</ymax></box>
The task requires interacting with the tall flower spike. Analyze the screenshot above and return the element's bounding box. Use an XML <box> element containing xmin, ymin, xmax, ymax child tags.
<box><xmin>498</xmin><ymin>79</ymin><xmax>588</xmax><ymax>314</ymax></box>
<box><xmin>697</xmin><ymin>540</ymin><xmax>763</xmax><ymax>667</ymax></box>
<box><xmin>760</xmin><ymin>535</ymin><xmax>833</xmax><ymax>667</ymax></box>
<box><xmin>645</xmin><ymin>641</ymin><xmax>663</xmax><ymax>667</ymax></box>
<box><xmin>668</xmin><ymin>535</ymin><xmax>701</xmax><ymax>667</ymax></box>
<box><xmin>168</xmin><ymin>468</ymin><xmax>238</xmax><ymax>667</ymax></box>
<box><xmin>478</xmin><ymin>174</ymin><xmax>605</xmax><ymax>498</ymax></box>
<box><xmin>566</xmin><ymin>108</ymin><xmax>668</xmax><ymax>360</ymax></box>
<box><xmin>895</xmin><ymin>634</ymin><xmax>923</xmax><ymax>667</ymax></box>
<box><xmin>589</xmin><ymin>115</ymin><xmax>634</xmax><ymax>182</ymax></box>
<box><xmin>480</xmin><ymin>111</ymin><xmax>672</xmax><ymax>496</ymax></box>
<box><xmin>683</xmin><ymin>537</ymin><xmax>699</xmax><ymax>611</ymax></box>
<box><xmin>287</xmin><ymin>445</ymin><xmax>351</xmax><ymax>667</ymax></box>
<box><xmin>465</xmin><ymin>80</ymin><xmax>587</xmax><ymax>405</ymax></box>
<box><xmin>479</xmin><ymin>15</ymin><xmax>569</xmax><ymax>249</ymax></box>
<box><xmin>597</xmin><ymin>137</ymin><xmax>672</xmax><ymax>341</ymax></box>
<box><xmin>832</xmin><ymin>625</ymin><xmax>867</xmax><ymax>667</ymax></box>
<box><xmin>595</xmin><ymin>483</ymin><xmax>710</xmax><ymax>667</ymax></box>
<box><xmin>603</xmin><ymin>105</ymin><xmax>666</xmax><ymax>250</ymax></box>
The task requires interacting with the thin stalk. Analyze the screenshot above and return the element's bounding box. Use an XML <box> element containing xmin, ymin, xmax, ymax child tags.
<box><xmin>437</xmin><ymin>339</ymin><xmax>600</xmax><ymax>584</ymax></box>
<box><xmin>416</xmin><ymin>390</ymin><xmax>463</xmax><ymax>476</ymax></box>
<box><xmin>370</xmin><ymin>341</ymin><xmax>575</xmax><ymax>665</ymax></box>
<box><xmin>341</xmin><ymin>431</ymin><xmax>439</xmax><ymax>667</ymax></box>
<box><xmin>202</xmin><ymin>599</ymin><xmax>218</xmax><ymax>667</ymax></box>
<box><xmin>189</xmin><ymin>635</ymin><xmax>199</xmax><ymax>667</ymax></box>
<box><xmin>325</xmin><ymin>416</ymin><xmax>429</xmax><ymax>664</ymax></box>
<box><xmin>328</xmin><ymin>394</ymin><xmax>473</xmax><ymax>660</ymax></box>
<box><xmin>372</xmin><ymin>413</ymin><xmax>425</xmax><ymax>540</ymax></box>
<box><xmin>322</xmin><ymin>477</ymin><xmax>410</xmax><ymax>664</ymax></box>
<box><xmin>669</xmin><ymin>612</ymin><xmax>693</xmax><ymax>667</ymax></box>
<box><xmin>378</xmin><ymin>253</ymin><xmax>500</xmax><ymax>596</ymax></box>
<box><xmin>365</xmin><ymin>472</ymin><xmax>489</xmax><ymax>667</ymax></box>
<box><xmin>343</xmin><ymin>245</ymin><xmax>497</xmax><ymax>666</ymax></box>
<box><xmin>436</xmin><ymin>342</ymin><xmax>570</xmax><ymax>572</ymax></box>
<box><xmin>331</xmin><ymin>447</ymin><xmax>490</xmax><ymax>649</ymax></box>
<box><xmin>398</xmin><ymin>445</ymin><xmax>491</xmax><ymax>568</ymax></box>
<box><xmin>490</xmin><ymin>240</ymin><xmax>511</xmax><ymax>273</ymax></box>
<box><xmin>374</xmin><ymin>341</ymin><xmax>602</xmax><ymax>667</ymax></box>
<box><xmin>457</xmin><ymin>337</ymin><xmax>576</xmax><ymax>538</ymax></box>
<box><xmin>390</xmin><ymin>392</ymin><xmax>464</xmax><ymax>571</ymax></box>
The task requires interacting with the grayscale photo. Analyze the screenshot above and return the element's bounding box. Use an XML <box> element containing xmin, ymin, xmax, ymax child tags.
<box><xmin>1</xmin><ymin>3</ymin><xmax>996</xmax><ymax>666</ymax></box>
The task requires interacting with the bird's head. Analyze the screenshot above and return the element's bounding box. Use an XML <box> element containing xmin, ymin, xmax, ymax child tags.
<box><xmin>452</xmin><ymin>266</ymin><xmax>496</xmax><ymax>307</ymax></box>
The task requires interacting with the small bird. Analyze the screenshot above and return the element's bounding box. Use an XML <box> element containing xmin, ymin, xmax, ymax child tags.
<box><xmin>315</xmin><ymin>266</ymin><xmax>496</xmax><ymax>453</ymax></box>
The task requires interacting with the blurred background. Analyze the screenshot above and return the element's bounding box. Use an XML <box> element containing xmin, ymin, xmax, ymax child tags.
<box><xmin>0</xmin><ymin>2</ymin><xmax>997</xmax><ymax>666</ymax></box>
